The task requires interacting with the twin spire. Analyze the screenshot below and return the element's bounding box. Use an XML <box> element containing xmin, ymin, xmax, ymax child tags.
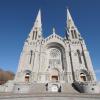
<box><xmin>28</xmin><ymin>9</ymin><xmax>80</xmax><ymax>41</ymax></box>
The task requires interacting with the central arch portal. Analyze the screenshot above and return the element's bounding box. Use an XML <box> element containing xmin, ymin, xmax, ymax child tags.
<box><xmin>46</xmin><ymin>42</ymin><xmax>67</xmax><ymax>72</ymax></box>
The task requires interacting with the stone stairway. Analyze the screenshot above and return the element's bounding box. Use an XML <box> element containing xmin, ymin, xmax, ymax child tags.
<box><xmin>61</xmin><ymin>83</ymin><xmax>79</xmax><ymax>93</ymax></box>
<box><xmin>29</xmin><ymin>83</ymin><xmax>47</xmax><ymax>93</ymax></box>
<box><xmin>0</xmin><ymin>92</ymin><xmax>100</xmax><ymax>100</ymax></box>
<box><xmin>29</xmin><ymin>83</ymin><xmax>79</xmax><ymax>93</ymax></box>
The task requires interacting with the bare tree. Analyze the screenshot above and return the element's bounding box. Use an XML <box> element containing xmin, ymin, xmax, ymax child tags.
<box><xmin>0</xmin><ymin>69</ymin><xmax>15</xmax><ymax>85</ymax></box>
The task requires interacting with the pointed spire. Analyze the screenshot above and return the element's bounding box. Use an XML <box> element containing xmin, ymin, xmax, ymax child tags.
<box><xmin>28</xmin><ymin>9</ymin><xmax>42</xmax><ymax>41</ymax></box>
<box><xmin>67</xmin><ymin>9</ymin><xmax>81</xmax><ymax>40</ymax></box>
<box><xmin>33</xmin><ymin>9</ymin><xmax>42</xmax><ymax>30</ymax></box>
<box><xmin>67</xmin><ymin>9</ymin><xmax>75</xmax><ymax>29</ymax></box>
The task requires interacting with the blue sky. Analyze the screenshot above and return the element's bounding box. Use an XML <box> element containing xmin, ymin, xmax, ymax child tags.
<box><xmin>0</xmin><ymin>0</ymin><xmax>100</xmax><ymax>80</ymax></box>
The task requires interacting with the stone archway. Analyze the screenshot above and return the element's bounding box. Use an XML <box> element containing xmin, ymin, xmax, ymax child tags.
<box><xmin>79</xmin><ymin>70</ymin><xmax>90</xmax><ymax>82</ymax></box>
<box><xmin>45</xmin><ymin>42</ymin><xmax>67</xmax><ymax>82</ymax></box>
<box><xmin>25</xmin><ymin>73</ymin><xmax>30</xmax><ymax>82</ymax></box>
<box><xmin>46</xmin><ymin>42</ymin><xmax>67</xmax><ymax>71</ymax></box>
<box><xmin>52</xmin><ymin>76</ymin><xmax>58</xmax><ymax>81</ymax></box>
<box><xmin>24</xmin><ymin>70</ymin><xmax>31</xmax><ymax>82</ymax></box>
<box><xmin>80</xmin><ymin>73</ymin><xmax>86</xmax><ymax>82</ymax></box>
<box><xmin>50</xmin><ymin>68</ymin><xmax>59</xmax><ymax>82</ymax></box>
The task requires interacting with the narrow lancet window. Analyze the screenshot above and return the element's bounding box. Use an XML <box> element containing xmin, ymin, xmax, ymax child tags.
<box><xmin>35</xmin><ymin>31</ymin><xmax>37</xmax><ymax>40</ymax></box>
<box><xmin>74</xmin><ymin>30</ymin><xmax>77</xmax><ymax>38</ymax></box>
<box><xmin>30</xmin><ymin>50</ymin><xmax>33</xmax><ymax>64</ymax></box>
<box><xmin>71</xmin><ymin>30</ymin><xmax>74</xmax><ymax>39</ymax></box>
<box><xmin>32</xmin><ymin>31</ymin><xmax>35</xmax><ymax>40</ymax></box>
<box><xmin>77</xmin><ymin>50</ymin><xmax>82</xmax><ymax>64</ymax></box>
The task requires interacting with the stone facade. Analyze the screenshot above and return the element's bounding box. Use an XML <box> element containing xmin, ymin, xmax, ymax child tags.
<box><xmin>15</xmin><ymin>9</ymin><xmax>96</xmax><ymax>84</ymax></box>
<box><xmin>0</xmin><ymin>9</ymin><xmax>100</xmax><ymax>94</ymax></box>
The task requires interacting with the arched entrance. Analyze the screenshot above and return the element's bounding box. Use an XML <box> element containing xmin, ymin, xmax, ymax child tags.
<box><xmin>80</xmin><ymin>73</ymin><xmax>86</xmax><ymax>82</ymax></box>
<box><xmin>25</xmin><ymin>73</ymin><xmax>30</xmax><ymax>82</ymax></box>
<box><xmin>46</xmin><ymin>42</ymin><xmax>67</xmax><ymax>82</ymax></box>
<box><xmin>52</xmin><ymin>76</ymin><xmax>58</xmax><ymax>81</ymax></box>
<box><xmin>50</xmin><ymin>68</ymin><xmax>59</xmax><ymax>82</ymax></box>
<box><xmin>79</xmin><ymin>70</ymin><xmax>90</xmax><ymax>82</ymax></box>
<box><xmin>24</xmin><ymin>70</ymin><xmax>31</xmax><ymax>82</ymax></box>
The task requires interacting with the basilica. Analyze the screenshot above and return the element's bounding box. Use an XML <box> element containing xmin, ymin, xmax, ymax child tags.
<box><xmin>0</xmin><ymin>9</ymin><xmax>100</xmax><ymax>93</ymax></box>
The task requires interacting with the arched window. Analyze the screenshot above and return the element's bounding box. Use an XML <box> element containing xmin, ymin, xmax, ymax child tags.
<box><xmin>74</xmin><ymin>30</ymin><xmax>77</xmax><ymax>38</ymax></box>
<box><xmin>35</xmin><ymin>31</ymin><xmax>37</xmax><ymax>40</ymax></box>
<box><xmin>29</xmin><ymin>50</ymin><xmax>33</xmax><ymax>64</ymax></box>
<box><xmin>48</xmin><ymin>48</ymin><xmax>61</xmax><ymax>68</ymax></box>
<box><xmin>71</xmin><ymin>30</ymin><xmax>74</xmax><ymax>39</ymax></box>
<box><xmin>32</xmin><ymin>31</ymin><xmax>35</xmax><ymax>40</ymax></box>
<box><xmin>71</xmin><ymin>29</ymin><xmax>78</xmax><ymax>39</ymax></box>
<box><xmin>77</xmin><ymin>50</ymin><xmax>82</xmax><ymax>64</ymax></box>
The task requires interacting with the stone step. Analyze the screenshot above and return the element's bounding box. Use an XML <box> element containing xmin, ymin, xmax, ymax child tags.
<box><xmin>29</xmin><ymin>83</ymin><xmax>79</xmax><ymax>93</ymax></box>
<box><xmin>61</xmin><ymin>83</ymin><xmax>79</xmax><ymax>93</ymax></box>
<box><xmin>0</xmin><ymin>92</ymin><xmax>100</xmax><ymax>100</ymax></box>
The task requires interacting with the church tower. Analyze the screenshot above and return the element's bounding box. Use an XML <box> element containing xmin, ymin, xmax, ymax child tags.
<box><xmin>67</xmin><ymin>9</ymin><xmax>96</xmax><ymax>82</ymax></box>
<box><xmin>15</xmin><ymin>10</ymin><xmax>43</xmax><ymax>82</ymax></box>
